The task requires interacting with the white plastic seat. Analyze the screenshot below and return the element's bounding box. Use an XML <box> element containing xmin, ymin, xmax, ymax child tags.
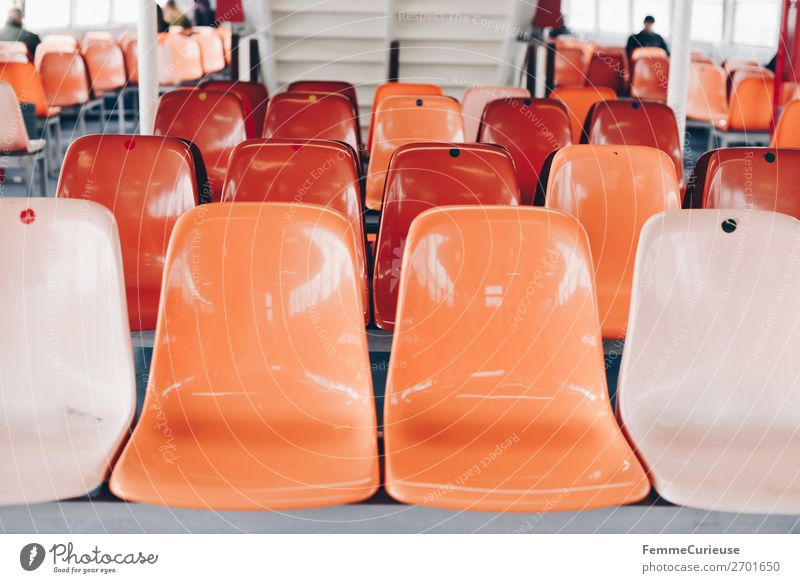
<box><xmin>618</xmin><ymin>209</ymin><xmax>800</xmax><ymax>514</ymax></box>
<box><xmin>0</xmin><ymin>198</ymin><xmax>135</xmax><ymax>505</ymax></box>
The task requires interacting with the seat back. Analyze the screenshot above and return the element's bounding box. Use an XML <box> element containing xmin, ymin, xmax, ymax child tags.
<box><xmin>0</xmin><ymin>50</ymin><xmax>27</xmax><ymax>63</ymax></box>
<box><xmin>0</xmin><ymin>81</ymin><xmax>31</xmax><ymax>152</ymax></box>
<box><xmin>460</xmin><ymin>85</ymin><xmax>530</xmax><ymax>141</ymax></box>
<box><xmin>772</xmin><ymin>99</ymin><xmax>800</xmax><ymax>148</ymax></box>
<box><xmin>383</xmin><ymin>206</ymin><xmax>649</xmax><ymax>512</ymax></box>
<box><xmin>0</xmin><ymin>41</ymin><xmax>29</xmax><ymax>58</ymax></box>
<box><xmin>549</xmin><ymin>85</ymin><xmax>616</xmax><ymax>142</ymax></box>
<box><xmin>262</xmin><ymin>91</ymin><xmax>360</xmax><ymax>156</ymax></box>
<box><xmin>56</xmin><ymin>135</ymin><xmax>202</xmax><ymax>330</ymax></box>
<box><xmin>34</xmin><ymin>36</ymin><xmax>78</xmax><ymax>69</ymax></box>
<box><xmin>554</xmin><ymin>45</ymin><xmax>588</xmax><ymax>87</ymax></box>
<box><xmin>618</xmin><ymin>209</ymin><xmax>800</xmax><ymax>513</ymax></box>
<box><xmin>222</xmin><ymin>138</ymin><xmax>368</xmax><ymax>320</ymax></box>
<box><xmin>585</xmin><ymin>99</ymin><xmax>684</xmax><ymax>191</ymax></box>
<box><xmin>727</xmin><ymin>75</ymin><xmax>774</xmax><ymax>132</ymax></box>
<box><xmin>367</xmin><ymin>82</ymin><xmax>443</xmax><ymax>151</ymax></box>
<box><xmin>193</xmin><ymin>28</ymin><xmax>225</xmax><ymax>74</ymax></box>
<box><xmin>631</xmin><ymin>46</ymin><xmax>667</xmax><ymax>62</ymax></box>
<box><xmin>83</xmin><ymin>40</ymin><xmax>126</xmax><ymax>93</ymax></box>
<box><xmin>687</xmin><ymin>62</ymin><xmax>727</xmax><ymax>124</ymax></box>
<box><xmin>123</xmin><ymin>39</ymin><xmax>138</xmax><ymax>84</ymax></box>
<box><xmin>158</xmin><ymin>33</ymin><xmax>203</xmax><ymax>84</ymax></box>
<box><xmin>586</xmin><ymin>47</ymin><xmax>629</xmax><ymax>94</ymax></box>
<box><xmin>686</xmin><ymin>147</ymin><xmax>800</xmax><ymax>218</ymax></box>
<box><xmin>155</xmin><ymin>89</ymin><xmax>248</xmax><ymax>201</ymax></box>
<box><xmin>478</xmin><ymin>97</ymin><xmax>572</xmax><ymax>205</ymax></box>
<box><xmin>630</xmin><ymin>56</ymin><xmax>669</xmax><ymax>102</ymax></box>
<box><xmin>109</xmin><ymin>203</ymin><xmax>378</xmax><ymax>510</ymax></box>
<box><xmin>373</xmin><ymin>143</ymin><xmax>520</xmax><ymax>331</ymax></box>
<box><xmin>364</xmin><ymin>94</ymin><xmax>465</xmax><ymax>210</ymax></box>
<box><xmin>287</xmin><ymin>80</ymin><xmax>359</xmax><ymax>113</ymax></box>
<box><xmin>545</xmin><ymin>145</ymin><xmax>681</xmax><ymax>338</ymax></box>
<box><xmin>201</xmin><ymin>80</ymin><xmax>269</xmax><ymax>139</ymax></box>
<box><xmin>0</xmin><ymin>197</ymin><xmax>134</xmax><ymax>505</ymax></box>
<box><xmin>0</xmin><ymin>61</ymin><xmax>50</xmax><ymax>117</ymax></box>
<box><xmin>38</xmin><ymin>50</ymin><xmax>91</xmax><ymax>107</ymax></box>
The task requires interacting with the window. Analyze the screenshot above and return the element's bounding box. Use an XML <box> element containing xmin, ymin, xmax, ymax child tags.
<box><xmin>563</xmin><ymin>0</ymin><xmax>597</xmax><ymax>32</ymax></box>
<box><xmin>598</xmin><ymin>0</ymin><xmax>631</xmax><ymax>35</ymax></box>
<box><xmin>733</xmin><ymin>0</ymin><xmax>781</xmax><ymax>47</ymax></box>
<box><xmin>692</xmin><ymin>0</ymin><xmax>724</xmax><ymax>43</ymax></box>
<box><xmin>632</xmin><ymin>0</ymin><xmax>671</xmax><ymax>37</ymax></box>
<box><xmin>24</xmin><ymin>0</ymin><xmax>71</xmax><ymax>29</ymax></box>
<box><xmin>75</xmin><ymin>0</ymin><xmax>110</xmax><ymax>26</ymax></box>
<box><xmin>112</xmin><ymin>0</ymin><xmax>141</xmax><ymax>23</ymax></box>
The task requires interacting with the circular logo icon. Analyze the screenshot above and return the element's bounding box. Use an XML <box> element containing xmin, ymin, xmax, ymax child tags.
<box><xmin>20</xmin><ymin>543</ymin><xmax>46</xmax><ymax>571</ymax></box>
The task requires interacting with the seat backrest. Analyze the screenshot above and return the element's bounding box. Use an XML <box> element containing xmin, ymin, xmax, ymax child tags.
<box><xmin>0</xmin><ymin>197</ymin><xmax>134</xmax><ymax>505</ymax></box>
<box><xmin>373</xmin><ymin>143</ymin><xmax>520</xmax><ymax>331</ymax></box>
<box><xmin>193</xmin><ymin>29</ymin><xmax>225</xmax><ymax>74</ymax></box>
<box><xmin>478</xmin><ymin>97</ymin><xmax>572</xmax><ymax>205</ymax></box>
<box><xmin>221</xmin><ymin>138</ymin><xmax>368</xmax><ymax>321</ymax></box>
<box><xmin>110</xmin><ymin>203</ymin><xmax>377</xmax><ymax>509</ymax></box>
<box><xmin>34</xmin><ymin>35</ymin><xmax>78</xmax><ymax>69</ymax></box>
<box><xmin>155</xmin><ymin>89</ymin><xmax>248</xmax><ymax>201</ymax></box>
<box><xmin>727</xmin><ymin>75</ymin><xmax>774</xmax><ymax>132</ymax></box>
<box><xmin>554</xmin><ymin>45</ymin><xmax>588</xmax><ymax>87</ymax></box>
<box><xmin>201</xmin><ymin>80</ymin><xmax>269</xmax><ymax>139</ymax></box>
<box><xmin>0</xmin><ymin>61</ymin><xmax>50</xmax><ymax>117</ymax></box>
<box><xmin>772</xmin><ymin>99</ymin><xmax>800</xmax><ymax>148</ymax></box>
<box><xmin>0</xmin><ymin>50</ymin><xmax>28</xmax><ymax>63</ymax></box>
<box><xmin>56</xmin><ymin>135</ymin><xmax>202</xmax><ymax>330</ymax></box>
<box><xmin>158</xmin><ymin>33</ymin><xmax>203</xmax><ymax>84</ymax></box>
<box><xmin>383</xmin><ymin>206</ymin><xmax>649</xmax><ymax>512</ymax></box>
<box><xmin>630</xmin><ymin>56</ymin><xmax>669</xmax><ymax>102</ymax></box>
<box><xmin>545</xmin><ymin>145</ymin><xmax>681</xmax><ymax>338</ymax></box>
<box><xmin>586</xmin><ymin>47</ymin><xmax>629</xmax><ymax>94</ymax></box>
<box><xmin>585</xmin><ymin>99</ymin><xmax>684</xmax><ymax>191</ymax></box>
<box><xmin>618</xmin><ymin>209</ymin><xmax>800</xmax><ymax>513</ymax></box>
<box><xmin>549</xmin><ymin>85</ymin><xmax>617</xmax><ymax>142</ymax></box>
<box><xmin>83</xmin><ymin>40</ymin><xmax>126</xmax><ymax>93</ymax></box>
<box><xmin>0</xmin><ymin>81</ymin><xmax>31</xmax><ymax>151</ymax></box>
<box><xmin>687</xmin><ymin>62</ymin><xmax>727</xmax><ymax>124</ymax></box>
<box><xmin>213</xmin><ymin>25</ymin><xmax>232</xmax><ymax>64</ymax></box>
<box><xmin>686</xmin><ymin>147</ymin><xmax>800</xmax><ymax>219</ymax></box>
<box><xmin>262</xmin><ymin>91</ymin><xmax>360</xmax><ymax>156</ymax></box>
<box><xmin>460</xmin><ymin>85</ymin><xmax>530</xmax><ymax>141</ymax></box>
<box><xmin>691</xmin><ymin>51</ymin><xmax>714</xmax><ymax>64</ymax></box>
<box><xmin>0</xmin><ymin>41</ymin><xmax>29</xmax><ymax>58</ymax></box>
<box><xmin>364</xmin><ymin>94</ymin><xmax>465</xmax><ymax>210</ymax></box>
<box><xmin>631</xmin><ymin>46</ymin><xmax>667</xmax><ymax>62</ymax></box>
<box><xmin>367</xmin><ymin>82</ymin><xmax>443</xmax><ymax>151</ymax></box>
<box><xmin>38</xmin><ymin>50</ymin><xmax>90</xmax><ymax>107</ymax></box>
<box><xmin>287</xmin><ymin>80</ymin><xmax>359</xmax><ymax>113</ymax></box>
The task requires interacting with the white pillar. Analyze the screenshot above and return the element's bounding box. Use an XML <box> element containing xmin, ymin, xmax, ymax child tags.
<box><xmin>667</xmin><ymin>0</ymin><xmax>694</xmax><ymax>150</ymax></box>
<box><xmin>137</xmin><ymin>0</ymin><xmax>159</xmax><ymax>135</ymax></box>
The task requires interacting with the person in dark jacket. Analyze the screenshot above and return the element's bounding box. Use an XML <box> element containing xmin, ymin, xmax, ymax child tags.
<box><xmin>548</xmin><ymin>13</ymin><xmax>572</xmax><ymax>40</ymax></box>
<box><xmin>0</xmin><ymin>8</ymin><xmax>40</xmax><ymax>60</ymax></box>
<box><xmin>626</xmin><ymin>15</ymin><xmax>669</xmax><ymax>60</ymax></box>
<box><xmin>192</xmin><ymin>0</ymin><xmax>216</xmax><ymax>27</ymax></box>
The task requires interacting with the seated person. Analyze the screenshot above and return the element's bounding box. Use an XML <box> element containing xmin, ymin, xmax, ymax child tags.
<box><xmin>626</xmin><ymin>15</ymin><xmax>669</xmax><ymax>60</ymax></box>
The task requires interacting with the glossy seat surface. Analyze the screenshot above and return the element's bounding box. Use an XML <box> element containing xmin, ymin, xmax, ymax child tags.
<box><xmin>38</xmin><ymin>50</ymin><xmax>91</xmax><ymax>107</ymax></box>
<box><xmin>545</xmin><ymin>145</ymin><xmax>681</xmax><ymax>338</ymax></box>
<box><xmin>158</xmin><ymin>33</ymin><xmax>203</xmax><ymax>85</ymax></box>
<box><xmin>479</xmin><ymin>97</ymin><xmax>572</xmax><ymax>205</ymax></box>
<box><xmin>262</xmin><ymin>92</ymin><xmax>360</xmax><ymax>156</ymax></box>
<box><xmin>0</xmin><ymin>198</ymin><xmax>134</xmax><ymax>505</ymax></box>
<box><xmin>194</xmin><ymin>29</ymin><xmax>225</xmax><ymax>74</ymax></box>
<box><xmin>586</xmin><ymin>47</ymin><xmax>629</xmax><ymax>94</ymax></box>
<box><xmin>83</xmin><ymin>40</ymin><xmax>126</xmax><ymax>94</ymax></box>
<box><xmin>618</xmin><ymin>209</ymin><xmax>800</xmax><ymax>513</ymax></box>
<box><xmin>57</xmin><ymin>135</ymin><xmax>201</xmax><ymax>330</ymax></box>
<box><xmin>554</xmin><ymin>45</ymin><xmax>588</xmax><ymax>87</ymax></box>
<box><xmin>222</xmin><ymin>138</ymin><xmax>368</xmax><ymax>320</ymax></box>
<box><xmin>364</xmin><ymin>94</ymin><xmax>465</xmax><ymax>210</ymax></box>
<box><xmin>201</xmin><ymin>80</ymin><xmax>269</xmax><ymax>139</ymax></box>
<box><xmin>367</xmin><ymin>82</ymin><xmax>443</xmax><ymax>151</ymax></box>
<box><xmin>384</xmin><ymin>206</ymin><xmax>650</xmax><ymax>512</ymax></box>
<box><xmin>155</xmin><ymin>89</ymin><xmax>248</xmax><ymax>201</ymax></box>
<box><xmin>110</xmin><ymin>203</ymin><xmax>379</xmax><ymax>510</ymax></box>
<box><xmin>772</xmin><ymin>99</ymin><xmax>800</xmax><ymax>148</ymax></box>
<box><xmin>725</xmin><ymin>75</ymin><xmax>774</xmax><ymax>131</ymax></box>
<box><xmin>630</xmin><ymin>56</ymin><xmax>669</xmax><ymax>102</ymax></box>
<box><xmin>287</xmin><ymin>80</ymin><xmax>359</xmax><ymax>113</ymax></box>
<box><xmin>550</xmin><ymin>85</ymin><xmax>617</xmax><ymax>143</ymax></box>
<box><xmin>373</xmin><ymin>143</ymin><xmax>520</xmax><ymax>331</ymax></box>
<box><xmin>687</xmin><ymin>63</ymin><xmax>728</xmax><ymax>126</ymax></box>
<box><xmin>0</xmin><ymin>62</ymin><xmax>55</xmax><ymax>118</ymax></box>
<box><xmin>461</xmin><ymin>85</ymin><xmax>530</xmax><ymax>141</ymax></box>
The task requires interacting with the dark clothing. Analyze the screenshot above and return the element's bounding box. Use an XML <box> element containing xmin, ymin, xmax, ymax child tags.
<box><xmin>766</xmin><ymin>53</ymin><xmax>777</xmax><ymax>73</ymax></box>
<box><xmin>548</xmin><ymin>25</ymin><xmax>572</xmax><ymax>40</ymax></box>
<box><xmin>625</xmin><ymin>30</ymin><xmax>669</xmax><ymax>59</ymax></box>
<box><xmin>157</xmin><ymin>5</ymin><xmax>169</xmax><ymax>33</ymax></box>
<box><xmin>0</xmin><ymin>22</ymin><xmax>40</xmax><ymax>60</ymax></box>
<box><xmin>192</xmin><ymin>1</ymin><xmax>216</xmax><ymax>27</ymax></box>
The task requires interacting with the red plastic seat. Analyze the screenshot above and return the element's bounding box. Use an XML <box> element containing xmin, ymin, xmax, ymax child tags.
<box><xmin>585</xmin><ymin>99</ymin><xmax>685</xmax><ymax>192</ymax></box>
<box><xmin>479</xmin><ymin>97</ymin><xmax>572</xmax><ymax>205</ymax></box>
<box><xmin>201</xmin><ymin>80</ymin><xmax>269</xmax><ymax>139</ymax></box>
<box><xmin>221</xmin><ymin>138</ymin><xmax>368</xmax><ymax>321</ymax></box>
<box><xmin>287</xmin><ymin>80</ymin><xmax>359</xmax><ymax>113</ymax></box>
<box><xmin>262</xmin><ymin>91</ymin><xmax>360</xmax><ymax>157</ymax></box>
<box><xmin>554</xmin><ymin>45</ymin><xmax>588</xmax><ymax>87</ymax></box>
<box><xmin>372</xmin><ymin>143</ymin><xmax>520</xmax><ymax>331</ymax></box>
<box><xmin>549</xmin><ymin>85</ymin><xmax>616</xmax><ymax>142</ymax></box>
<box><xmin>38</xmin><ymin>51</ymin><xmax>92</xmax><ymax>108</ymax></box>
<box><xmin>110</xmin><ymin>203</ymin><xmax>379</xmax><ymax>510</ymax></box>
<box><xmin>586</xmin><ymin>47</ymin><xmax>629</xmax><ymax>94</ymax></box>
<box><xmin>367</xmin><ymin>82</ymin><xmax>443</xmax><ymax>153</ymax></box>
<box><xmin>630</xmin><ymin>56</ymin><xmax>669</xmax><ymax>102</ymax></box>
<box><xmin>383</xmin><ymin>206</ymin><xmax>650</xmax><ymax>512</ymax></box>
<box><xmin>461</xmin><ymin>85</ymin><xmax>530</xmax><ymax>141</ymax></box>
<box><xmin>365</xmin><ymin>94</ymin><xmax>464</xmax><ymax>210</ymax></box>
<box><xmin>155</xmin><ymin>89</ymin><xmax>248</xmax><ymax>201</ymax></box>
<box><xmin>56</xmin><ymin>135</ymin><xmax>203</xmax><ymax>330</ymax></box>
<box><xmin>82</xmin><ymin>40</ymin><xmax>127</xmax><ymax>95</ymax></box>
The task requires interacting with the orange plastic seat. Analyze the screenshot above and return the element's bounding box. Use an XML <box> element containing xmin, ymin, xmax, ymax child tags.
<box><xmin>83</xmin><ymin>40</ymin><xmax>127</xmax><ymax>95</ymax></box>
<box><xmin>685</xmin><ymin>147</ymin><xmax>800</xmax><ymax>218</ymax></box>
<box><xmin>0</xmin><ymin>61</ymin><xmax>60</xmax><ymax>118</ymax></box>
<box><xmin>38</xmin><ymin>51</ymin><xmax>92</xmax><ymax>108</ymax></box>
<box><xmin>214</xmin><ymin>26</ymin><xmax>232</xmax><ymax>64</ymax></box>
<box><xmin>193</xmin><ymin>27</ymin><xmax>225</xmax><ymax>74</ymax></box>
<box><xmin>713</xmin><ymin>75</ymin><xmax>774</xmax><ymax>147</ymax></box>
<box><xmin>56</xmin><ymin>135</ymin><xmax>203</xmax><ymax>330</ymax></box>
<box><xmin>461</xmin><ymin>85</ymin><xmax>530</xmax><ymax>141</ymax></box>
<box><xmin>478</xmin><ymin>97</ymin><xmax>572</xmax><ymax>205</ymax></box>
<box><xmin>585</xmin><ymin>99</ymin><xmax>685</xmax><ymax>192</ymax></box>
<box><xmin>122</xmin><ymin>39</ymin><xmax>138</xmax><ymax>84</ymax></box>
<box><xmin>691</xmin><ymin>51</ymin><xmax>713</xmax><ymax>64</ymax></box>
<box><xmin>221</xmin><ymin>138</ymin><xmax>368</xmax><ymax>321</ymax></box>
<box><xmin>631</xmin><ymin>46</ymin><xmax>667</xmax><ymax>62</ymax></box>
<box><xmin>545</xmin><ymin>145</ymin><xmax>681</xmax><ymax>338</ymax></box>
<box><xmin>155</xmin><ymin>89</ymin><xmax>248</xmax><ymax>201</ymax></box>
<box><xmin>686</xmin><ymin>62</ymin><xmax>728</xmax><ymax>127</ymax></box>
<box><xmin>771</xmin><ymin>99</ymin><xmax>800</xmax><ymax>148</ymax></box>
<box><xmin>262</xmin><ymin>91</ymin><xmax>360</xmax><ymax>157</ymax></box>
<box><xmin>110</xmin><ymin>203</ymin><xmax>379</xmax><ymax>510</ymax></box>
<box><xmin>365</xmin><ymin>94</ymin><xmax>464</xmax><ymax>211</ymax></box>
<box><xmin>0</xmin><ymin>198</ymin><xmax>134</xmax><ymax>505</ymax></box>
<box><xmin>158</xmin><ymin>33</ymin><xmax>203</xmax><ymax>85</ymax></box>
<box><xmin>383</xmin><ymin>206</ymin><xmax>650</xmax><ymax>512</ymax></box>
<box><xmin>0</xmin><ymin>40</ymin><xmax>29</xmax><ymax>60</ymax></box>
<box><xmin>549</xmin><ymin>85</ymin><xmax>616</xmax><ymax>143</ymax></box>
<box><xmin>554</xmin><ymin>45</ymin><xmax>588</xmax><ymax>87</ymax></box>
<box><xmin>287</xmin><ymin>80</ymin><xmax>359</xmax><ymax>113</ymax></box>
<box><xmin>367</xmin><ymin>82</ymin><xmax>443</xmax><ymax>152</ymax></box>
<box><xmin>373</xmin><ymin>143</ymin><xmax>520</xmax><ymax>331</ymax></box>
<box><xmin>630</xmin><ymin>56</ymin><xmax>669</xmax><ymax>102</ymax></box>
<box><xmin>586</xmin><ymin>47</ymin><xmax>629</xmax><ymax>94</ymax></box>
<box><xmin>0</xmin><ymin>50</ymin><xmax>27</xmax><ymax>63</ymax></box>
<box><xmin>618</xmin><ymin>209</ymin><xmax>800</xmax><ymax>513</ymax></box>
<box><xmin>201</xmin><ymin>80</ymin><xmax>269</xmax><ymax>139</ymax></box>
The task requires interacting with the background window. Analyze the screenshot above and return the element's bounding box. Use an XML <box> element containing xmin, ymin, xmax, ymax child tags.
<box><xmin>75</xmin><ymin>0</ymin><xmax>110</xmax><ymax>26</ymax></box>
<box><xmin>563</xmin><ymin>0</ymin><xmax>597</xmax><ymax>32</ymax></box>
<box><xmin>598</xmin><ymin>0</ymin><xmax>630</xmax><ymax>35</ymax></box>
<box><xmin>24</xmin><ymin>0</ymin><xmax>71</xmax><ymax>29</ymax></box>
<box><xmin>112</xmin><ymin>0</ymin><xmax>141</xmax><ymax>23</ymax></box>
<box><xmin>692</xmin><ymin>0</ymin><xmax>724</xmax><ymax>43</ymax></box>
<box><xmin>632</xmin><ymin>0</ymin><xmax>671</xmax><ymax>37</ymax></box>
<box><xmin>733</xmin><ymin>0</ymin><xmax>781</xmax><ymax>47</ymax></box>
